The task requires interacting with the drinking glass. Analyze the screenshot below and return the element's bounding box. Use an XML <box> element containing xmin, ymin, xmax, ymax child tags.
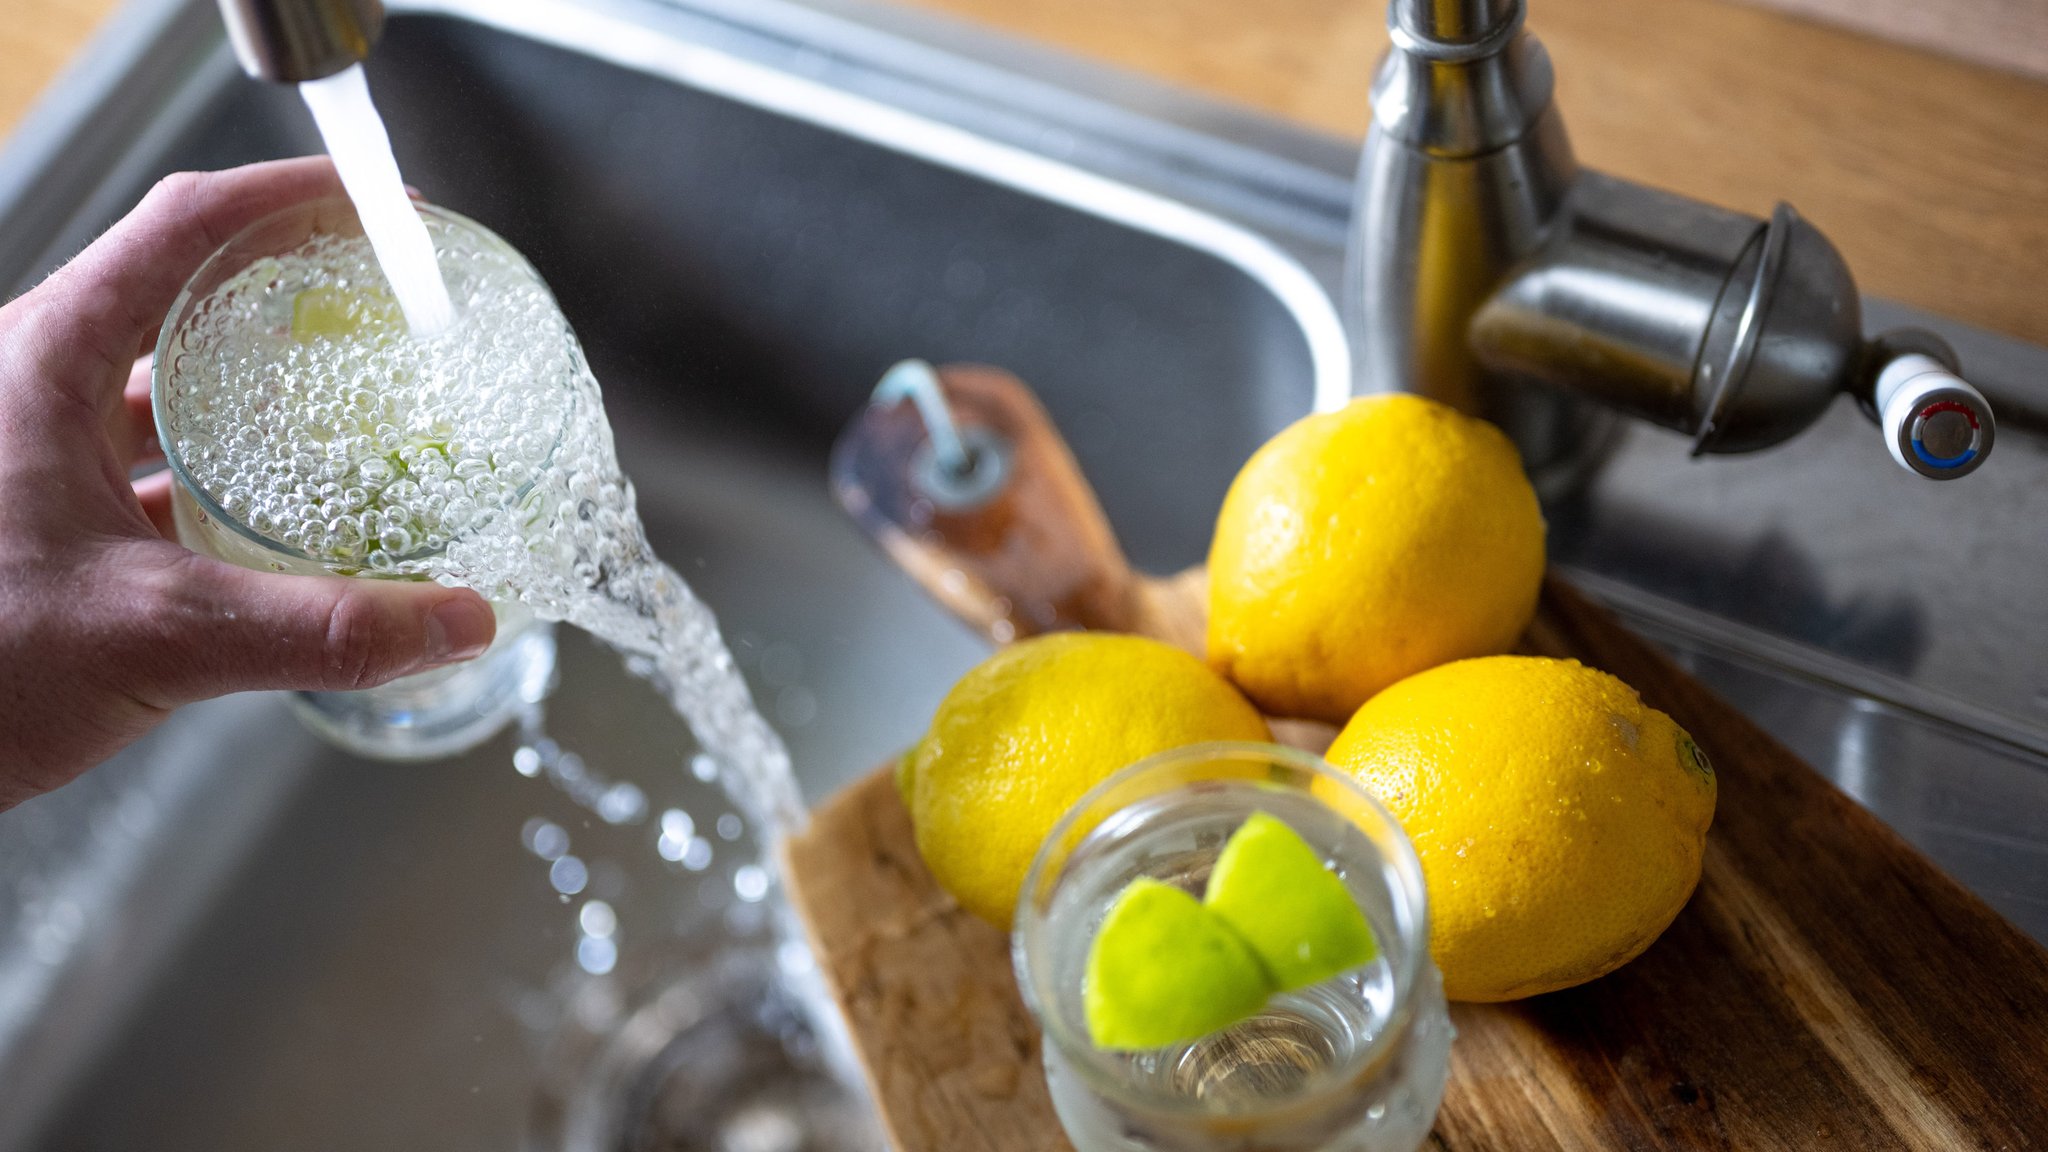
<box><xmin>1015</xmin><ymin>742</ymin><xmax>1451</xmax><ymax>1152</ymax></box>
<box><xmin>151</xmin><ymin>197</ymin><xmax>559</xmax><ymax>760</ymax></box>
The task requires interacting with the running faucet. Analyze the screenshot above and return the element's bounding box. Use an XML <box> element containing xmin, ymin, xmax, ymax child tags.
<box><xmin>1347</xmin><ymin>0</ymin><xmax>1996</xmax><ymax>489</ymax></box>
<box><xmin>215</xmin><ymin>0</ymin><xmax>382</xmax><ymax>83</ymax></box>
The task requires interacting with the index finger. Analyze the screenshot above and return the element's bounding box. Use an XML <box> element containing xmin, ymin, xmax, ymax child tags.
<box><xmin>26</xmin><ymin>157</ymin><xmax>346</xmax><ymax>390</ymax></box>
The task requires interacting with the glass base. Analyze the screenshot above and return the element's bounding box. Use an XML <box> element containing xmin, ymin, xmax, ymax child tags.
<box><xmin>531</xmin><ymin>947</ymin><xmax>887</xmax><ymax>1152</ymax></box>
<box><xmin>1045</xmin><ymin>964</ymin><xmax>1451</xmax><ymax>1152</ymax></box>
<box><xmin>286</xmin><ymin>620</ymin><xmax>558</xmax><ymax>761</ymax></box>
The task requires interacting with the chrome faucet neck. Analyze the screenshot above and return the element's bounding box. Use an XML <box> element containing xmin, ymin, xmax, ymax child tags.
<box><xmin>1346</xmin><ymin>0</ymin><xmax>1996</xmax><ymax>482</ymax></box>
<box><xmin>1387</xmin><ymin>0</ymin><xmax>1524</xmax><ymax>60</ymax></box>
<box><xmin>1369</xmin><ymin>16</ymin><xmax>1556</xmax><ymax>157</ymax></box>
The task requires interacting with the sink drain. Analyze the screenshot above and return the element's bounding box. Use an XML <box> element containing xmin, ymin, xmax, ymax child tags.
<box><xmin>613</xmin><ymin>974</ymin><xmax>882</xmax><ymax>1152</ymax></box>
<box><xmin>535</xmin><ymin>948</ymin><xmax>886</xmax><ymax>1152</ymax></box>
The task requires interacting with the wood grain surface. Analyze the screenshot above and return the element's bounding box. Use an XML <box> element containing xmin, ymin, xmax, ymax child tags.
<box><xmin>1</xmin><ymin>0</ymin><xmax>120</xmax><ymax>138</ymax></box>
<box><xmin>795</xmin><ymin>362</ymin><xmax>2048</xmax><ymax>1149</ymax></box>
<box><xmin>784</xmin><ymin>577</ymin><xmax>2048</xmax><ymax>1151</ymax></box>
<box><xmin>1735</xmin><ymin>0</ymin><xmax>2048</xmax><ymax>83</ymax></box>
<box><xmin>898</xmin><ymin>0</ymin><xmax>2048</xmax><ymax>350</ymax></box>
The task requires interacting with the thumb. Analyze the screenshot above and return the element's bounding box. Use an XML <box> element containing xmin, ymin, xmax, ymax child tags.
<box><xmin>150</xmin><ymin>556</ymin><xmax>499</xmax><ymax>699</ymax></box>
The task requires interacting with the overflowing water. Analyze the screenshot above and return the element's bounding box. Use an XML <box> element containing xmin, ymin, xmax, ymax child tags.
<box><xmin>160</xmin><ymin>219</ymin><xmax>805</xmax><ymax>837</ymax></box>
<box><xmin>164</xmin><ymin>65</ymin><xmax>852</xmax><ymax>1145</ymax></box>
<box><xmin>298</xmin><ymin>66</ymin><xmax>456</xmax><ymax>337</ymax></box>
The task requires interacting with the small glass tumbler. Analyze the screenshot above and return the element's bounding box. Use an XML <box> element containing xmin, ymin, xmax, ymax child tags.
<box><xmin>1014</xmin><ymin>742</ymin><xmax>1451</xmax><ymax>1152</ymax></box>
<box><xmin>151</xmin><ymin>197</ymin><xmax>560</xmax><ymax>760</ymax></box>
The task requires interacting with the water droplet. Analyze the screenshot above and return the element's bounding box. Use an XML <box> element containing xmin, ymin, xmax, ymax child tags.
<box><xmin>681</xmin><ymin>838</ymin><xmax>713</xmax><ymax>871</ymax></box>
<box><xmin>578</xmin><ymin>899</ymin><xmax>617</xmax><ymax>938</ymax></box>
<box><xmin>522</xmin><ymin>817</ymin><xmax>568</xmax><ymax>860</ymax></box>
<box><xmin>549</xmin><ymin>854</ymin><xmax>588</xmax><ymax>895</ymax></box>
<box><xmin>575</xmin><ymin>933</ymin><xmax>617</xmax><ymax>975</ymax></box>
<box><xmin>596</xmin><ymin>782</ymin><xmax>647</xmax><ymax>825</ymax></box>
<box><xmin>734</xmin><ymin>864</ymin><xmax>770</xmax><ymax>902</ymax></box>
<box><xmin>660</xmin><ymin>808</ymin><xmax>694</xmax><ymax>842</ymax></box>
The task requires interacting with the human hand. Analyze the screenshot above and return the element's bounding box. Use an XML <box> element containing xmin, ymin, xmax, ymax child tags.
<box><xmin>0</xmin><ymin>158</ymin><xmax>497</xmax><ymax>810</ymax></box>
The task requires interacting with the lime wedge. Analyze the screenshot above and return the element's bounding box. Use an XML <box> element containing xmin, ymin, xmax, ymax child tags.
<box><xmin>1083</xmin><ymin>878</ymin><xmax>1272</xmax><ymax>1051</ymax></box>
<box><xmin>292</xmin><ymin>285</ymin><xmax>404</xmax><ymax>343</ymax></box>
<box><xmin>1204</xmin><ymin>811</ymin><xmax>1377</xmax><ymax>991</ymax></box>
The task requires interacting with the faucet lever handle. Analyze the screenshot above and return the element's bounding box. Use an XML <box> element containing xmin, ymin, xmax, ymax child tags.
<box><xmin>1874</xmin><ymin>353</ymin><xmax>1994</xmax><ymax>479</ymax></box>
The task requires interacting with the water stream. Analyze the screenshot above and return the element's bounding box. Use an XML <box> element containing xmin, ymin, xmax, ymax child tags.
<box><xmin>298</xmin><ymin>65</ymin><xmax>455</xmax><ymax>337</ymax></box>
<box><xmin>145</xmin><ymin>58</ymin><xmax>848</xmax><ymax>1147</ymax></box>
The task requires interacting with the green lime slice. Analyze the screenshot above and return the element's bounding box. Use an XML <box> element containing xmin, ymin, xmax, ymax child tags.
<box><xmin>1204</xmin><ymin>811</ymin><xmax>1378</xmax><ymax>991</ymax></box>
<box><xmin>292</xmin><ymin>285</ymin><xmax>403</xmax><ymax>343</ymax></box>
<box><xmin>1083</xmin><ymin>878</ymin><xmax>1272</xmax><ymax>1051</ymax></box>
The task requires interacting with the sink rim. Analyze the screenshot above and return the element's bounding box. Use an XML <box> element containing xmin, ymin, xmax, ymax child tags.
<box><xmin>0</xmin><ymin>0</ymin><xmax>1356</xmax><ymax>415</ymax></box>
<box><xmin>385</xmin><ymin>0</ymin><xmax>1355</xmax><ymax>405</ymax></box>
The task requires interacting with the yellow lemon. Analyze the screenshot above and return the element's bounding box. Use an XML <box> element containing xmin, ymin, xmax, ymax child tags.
<box><xmin>1326</xmin><ymin>655</ymin><xmax>1716</xmax><ymax>1001</ymax></box>
<box><xmin>910</xmin><ymin>633</ymin><xmax>1270</xmax><ymax>926</ymax></box>
<box><xmin>1208</xmin><ymin>394</ymin><xmax>1544</xmax><ymax>724</ymax></box>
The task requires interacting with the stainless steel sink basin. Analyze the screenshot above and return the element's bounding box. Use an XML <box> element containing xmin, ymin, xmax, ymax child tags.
<box><xmin>1</xmin><ymin>0</ymin><xmax>2043</xmax><ymax>1147</ymax></box>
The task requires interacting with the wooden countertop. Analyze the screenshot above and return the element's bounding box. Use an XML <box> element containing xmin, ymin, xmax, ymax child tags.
<box><xmin>10</xmin><ymin>0</ymin><xmax>2048</xmax><ymax>346</ymax></box>
<box><xmin>2</xmin><ymin>0</ymin><xmax>120</xmax><ymax>141</ymax></box>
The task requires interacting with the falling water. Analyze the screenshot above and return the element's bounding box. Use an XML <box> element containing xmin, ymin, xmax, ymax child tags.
<box><xmin>297</xmin><ymin>64</ymin><xmax>456</xmax><ymax>336</ymax></box>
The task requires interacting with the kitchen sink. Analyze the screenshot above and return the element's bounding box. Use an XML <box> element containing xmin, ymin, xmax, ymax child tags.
<box><xmin>1</xmin><ymin>0</ymin><xmax>2043</xmax><ymax>1147</ymax></box>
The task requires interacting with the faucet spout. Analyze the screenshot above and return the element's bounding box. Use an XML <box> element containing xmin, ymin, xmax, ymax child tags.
<box><xmin>1347</xmin><ymin>0</ymin><xmax>1997</xmax><ymax>484</ymax></box>
<box><xmin>216</xmin><ymin>0</ymin><xmax>384</xmax><ymax>84</ymax></box>
<box><xmin>1387</xmin><ymin>0</ymin><xmax>1522</xmax><ymax>52</ymax></box>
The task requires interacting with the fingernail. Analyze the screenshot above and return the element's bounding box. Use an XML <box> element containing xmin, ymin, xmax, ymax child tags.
<box><xmin>425</xmin><ymin>596</ymin><xmax>496</xmax><ymax>665</ymax></box>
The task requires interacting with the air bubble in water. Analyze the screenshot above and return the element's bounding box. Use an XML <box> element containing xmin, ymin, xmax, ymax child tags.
<box><xmin>165</xmin><ymin>224</ymin><xmax>806</xmax><ymax>938</ymax></box>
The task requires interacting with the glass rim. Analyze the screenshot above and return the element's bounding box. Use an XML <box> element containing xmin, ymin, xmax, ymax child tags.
<box><xmin>149</xmin><ymin>196</ymin><xmax>569</xmax><ymax>571</ymax></box>
<box><xmin>1011</xmin><ymin>740</ymin><xmax>1432</xmax><ymax>1117</ymax></box>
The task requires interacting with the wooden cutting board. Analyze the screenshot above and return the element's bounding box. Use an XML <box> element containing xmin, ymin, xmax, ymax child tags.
<box><xmin>785</xmin><ymin>366</ymin><xmax>2048</xmax><ymax>1150</ymax></box>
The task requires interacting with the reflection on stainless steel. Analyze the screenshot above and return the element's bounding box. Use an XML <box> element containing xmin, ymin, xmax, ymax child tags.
<box><xmin>0</xmin><ymin>0</ymin><xmax>2043</xmax><ymax>1146</ymax></box>
<box><xmin>1619</xmin><ymin>610</ymin><xmax>2048</xmax><ymax>940</ymax></box>
<box><xmin>1355</xmin><ymin>0</ymin><xmax>2001</xmax><ymax>481</ymax></box>
<box><xmin>1346</xmin><ymin>4</ymin><xmax>1597</xmax><ymax>493</ymax></box>
<box><xmin>216</xmin><ymin>0</ymin><xmax>383</xmax><ymax>82</ymax></box>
